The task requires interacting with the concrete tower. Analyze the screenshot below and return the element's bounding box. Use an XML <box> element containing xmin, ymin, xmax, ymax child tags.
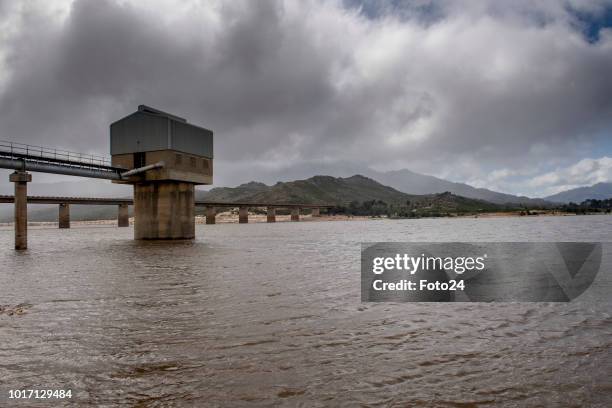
<box><xmin>110</xmin><ymin>105</ymin><xmax>213</xmax><ymax>239</ymax></box>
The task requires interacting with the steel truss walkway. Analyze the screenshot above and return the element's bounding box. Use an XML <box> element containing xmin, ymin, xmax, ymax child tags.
<box><xmin>0</xmin><ymin>140</ymin><xmax>124</xmax><ymax>180</ymax></box>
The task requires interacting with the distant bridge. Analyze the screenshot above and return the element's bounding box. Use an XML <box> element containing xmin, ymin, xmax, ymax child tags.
<box><xmin>0</xmin><ymin>195</ymin><xmax>333</xmax><ymax>227</ymax></box>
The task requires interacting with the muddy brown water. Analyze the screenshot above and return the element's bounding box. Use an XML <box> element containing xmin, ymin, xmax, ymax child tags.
<box><xmin>0</xmin><ymin>215</ymin><xmax>611</xmax><ymax>406</ymax></box>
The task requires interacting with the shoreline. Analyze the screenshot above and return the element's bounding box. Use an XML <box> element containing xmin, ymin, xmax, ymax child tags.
<box><xmin>0</xmin><ymin>213</ymin><xmax>371</xmax><ymax>228</ymax></box>
<box><xmin>0</xmin><ymin>211</ymin><xmax>604</xmax><ymax>229</ymax></box>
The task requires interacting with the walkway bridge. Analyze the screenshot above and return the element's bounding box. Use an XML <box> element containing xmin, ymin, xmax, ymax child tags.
<box><xmin>0</xmin><ymin>140</ymin><xmax>124</xmax><ymax>180</ymax></box>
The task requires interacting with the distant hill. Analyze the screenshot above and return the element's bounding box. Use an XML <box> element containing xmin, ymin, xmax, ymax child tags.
<box><xmin>199</xmin><ymin>174</ymin><xmax>507</xmax><ymax>213</ymax></box>
<box><xmin>197</xmin><ymin>181</ymin><xmax>269</xmax><ymax>202</ymax></box>
<box><xmin>545</xmin><ymin>182</ymin><xmax>612</xmax><ymax>203</ymax></box>
<box><xmin>366</xmin><ymin>169</ymin><xmax>550</xmax><ymax>206</ymax></box>
<box><xmin>199</xmin><ymin>175</ymin><xmax>409</xmax><ymax>204</ymax></box>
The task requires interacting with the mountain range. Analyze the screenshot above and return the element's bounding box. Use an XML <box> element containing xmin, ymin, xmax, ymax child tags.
<box><xmin>198</xmin><ymin>175</ymin><xmax>413</xmax><ymax>204</ymax></box>
<box><xmin>198</xmin><ymin>168</ymin><xmax>554</xmax><ymax>206</ymax></box>
<box><xmin>544</xmin><ymin>182</ymin><xmax>612</xmax><ymax>203</ymax></box>
<box><xmin>364</xmin><ymin>169</ymin><xmax>550</xmax><ymax>206</ymax></box>
<box><xmin>198</xmin><ymin>174</ymin><xmax>505</xmax><ymax>213</ymax></box>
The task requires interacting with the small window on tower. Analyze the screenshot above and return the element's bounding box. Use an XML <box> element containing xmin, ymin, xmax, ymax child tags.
<box><xmin>133</xmin><ymin>152</ymin><xmax>146</xmax><ymax>168</ymax></box>
<box><xmin>190</xmin><ymin>157</ymin><xmax>197</xmax><ymax>167</ymax></box>
<box><xmin>175</xmin><ymin>154</ymin><xmax>182</xmax><ymax>165</ymax></box>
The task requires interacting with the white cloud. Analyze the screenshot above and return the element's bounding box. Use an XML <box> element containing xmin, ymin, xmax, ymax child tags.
<box><xmin>527</xmin><ymin>157</ymin><xmax>612</xmax><ymax>195</ymax></box>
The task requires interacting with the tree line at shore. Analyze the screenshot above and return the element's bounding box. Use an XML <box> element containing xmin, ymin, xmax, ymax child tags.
<box><xmin>327</xmin><ymin>198</ymin><xmax>509</xmax><ymax>218</ymax></box>
<box><xmin>561</xmin><ymin>198</ymin><xmax>612</xmax><ymax>215</ymax></box>
<box><xmin>327</xmin><ymin>197</ymin><xmax>612</xmax><ymax>217</ymax></box>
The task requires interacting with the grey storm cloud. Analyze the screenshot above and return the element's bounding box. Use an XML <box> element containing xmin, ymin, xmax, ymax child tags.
<box><xmin>0</xmin><ymin>0</ymin><xmax>611</xmax><ymax>191</ymax></box>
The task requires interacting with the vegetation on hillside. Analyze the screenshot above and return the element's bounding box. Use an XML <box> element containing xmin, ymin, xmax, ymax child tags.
<box><xmin>561</xmin><ymin>198</ymin><xmax>612</xmax><ymax>214</ymax></box>
<box><xmin>328</xmin><ymin>193</ymin><xmax>513</xmax><ymax>218</ymax></box>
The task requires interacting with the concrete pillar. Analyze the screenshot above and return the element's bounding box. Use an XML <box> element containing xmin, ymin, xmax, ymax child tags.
<box><xmin>291</xmin><ymin>207</ymin><xmax>300</xmax><ymax>222</ymax></box>
<box><xmin>312</xmin><ymin>207</ymin><xmax>320</xmax><ymax>217</ymax></box>
<box><xmin>266</xmin><ymin>206</ymin><xmax>276</xmax><ymax>223</ymax></box>
<box><xmin>133</xmin><ymin>182</ymin><xmax>195</xmax><ymax>239</ymax></box>
<box><xmin>118</xmin><ymin>203</ymin><xmax>129</xmax><ymax>227</ymax></box>
<box><xmin>59</xmin><ymin>203</ymin><xmax>70</xmax><ymax>229</ymax></box>
<box><xmin>206</xmin><ymin>206</ymin><xmax>216</xmax><ymax>224</ymax></box>
<box><xmin>239</xmin><ymin>206</ymin><xmax>248</xmax><ymax>224</ymax></box>
<box><xmin>10</xmin><ymin>171</ymin><xmax>31</xmax><ymax>250</ymax></box>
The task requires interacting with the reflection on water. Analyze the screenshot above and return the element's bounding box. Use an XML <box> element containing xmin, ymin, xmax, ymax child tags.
<box><xmin>0</xmin><ymin>216</ymin><xmax>611</xmax><ymax>406</ymax></box>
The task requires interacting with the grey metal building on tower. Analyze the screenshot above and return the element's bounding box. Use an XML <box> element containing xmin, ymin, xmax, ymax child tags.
<box><xmin>111</xmin><ymin>105</ymin><xmax>213</xmax><ymax>185</ymax></box>
<box><xmin>110</xmin><ymin>105</ymin><xmax>214</xmax><ymax>239</ymax></box>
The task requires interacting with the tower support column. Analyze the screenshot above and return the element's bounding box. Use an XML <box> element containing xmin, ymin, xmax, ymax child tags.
<box><xmin>59</xmin><ymin>203</ymin><xmax>70</xmax><ymax>228</ymax></box>
<box><xmin>133</xmin><ymin>182</ymin><xmax>195</xmax><ymax>239</ymax></box>
<box><xmin>10</xmin><ymin>171</ymin><xmax>31</xmax><ymax>250</ymax></box>
<box><xmin>291</xmin><ymin>207</ymin><xmax>300</xmax><ymax>222</ymax></box>
<box><xmin>239</xmin><ymin>206</ymin><xmax>248</xmax><ymax>224</ymax></box>
<box><xmin>206</xmin><ymin>207</ymin><xmax>216</xmax><ymax>224</ymax></box>
<box><xmin>118</xmin><ymin>203</ymin><xmax>129</xmax><ymax>227</ymax></box>
<box><xmin>266</xmin><ymin>206</ymin><xmax>276</xmax><ymax>223</ymax></box>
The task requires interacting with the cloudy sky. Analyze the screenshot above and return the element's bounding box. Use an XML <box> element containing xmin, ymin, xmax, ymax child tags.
<box><xmin>0</xmin><ymin>0</ymin><xmax>611</xmax><ymax>197</ymax></box>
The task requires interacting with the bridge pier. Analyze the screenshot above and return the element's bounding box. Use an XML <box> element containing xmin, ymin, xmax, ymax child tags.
<box><xmin>239</xmin><ymin>206</ymin><xmax>248</xmax><ymax>224</ymax></box>
<box><xmin>266</xmin><ymin>206</ymin><xmax>276</xmax><ymax>223</ymax></box>
<box><xmin>133</xmin><ymin>182</ymin><xmax>195</xmax><ymax>240</ymax></box>
<box><xmin>10</xmin><ymin>171</ymin><xmax>31</xmax><ymax>250</ymax></box>
<box><xmin>291</xmin><ymin>207</ymin><xmax>300</xmax><ymax>222</ymax></box>
<box><xmin>312</xmin><ymin>208</ymin><xmax>320</xmax><ymax>217</ymax></box>
<box><xmin>206</xmin><ymin>207</ymin><xmax>216</xmax><ymax>224</ymax></box>
<box><xmin>118</xmin><ymin>203</ymin><xmax>129</xmax><ymax>227</ymax></box>
<box><xmin>59</xmin><ymin>203</ymin><xmax>70</xmax><ymax>228</ymax></box>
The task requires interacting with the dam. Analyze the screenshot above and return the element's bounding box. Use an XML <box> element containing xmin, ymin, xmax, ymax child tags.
<box><xmin>0</xmin><ymin>106</ymin><xmax>331</xmax><ymax>249</ymax></box>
